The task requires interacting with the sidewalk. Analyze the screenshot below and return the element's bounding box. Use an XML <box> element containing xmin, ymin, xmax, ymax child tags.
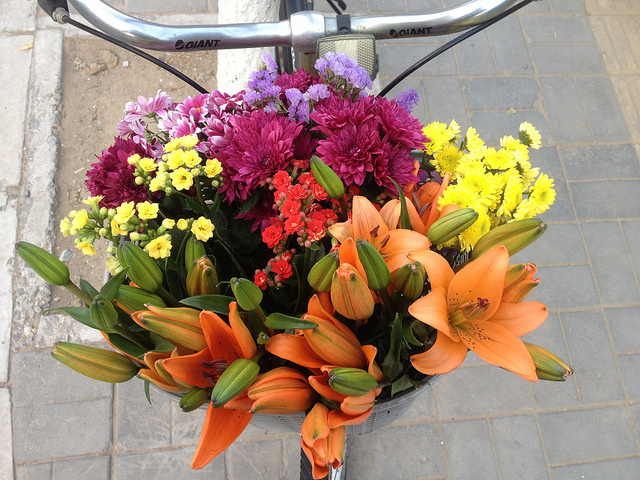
<box><xmin>3</xmin><ymin>0</ymin><xmax>640</xmax><ymax>479</ymax></box>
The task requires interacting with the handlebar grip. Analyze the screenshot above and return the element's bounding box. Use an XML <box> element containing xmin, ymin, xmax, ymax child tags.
<box><xmin>38</xmin><ymin>0</ymin><xmax>69</xmax><ymax>18</ymax></box>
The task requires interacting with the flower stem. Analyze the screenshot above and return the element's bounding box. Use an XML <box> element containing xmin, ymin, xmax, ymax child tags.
<box><xmin>338</xmin><ymin>197</ymin><xmax>349</xmax><ymax>222</ymax></box>
<box><xmin>64</xmin><ymin>280</ymin><xmax>94</xmax><ymax>306</ymax></box>
<box><xmin>157</xmin><ymin>286</ymin><xmax>180</xmax><ymax>307</ymax></box>
<box><xmin>112</xmin><ymin>324</ymin><xmax>154</xmax><ymax>351</ymax></box>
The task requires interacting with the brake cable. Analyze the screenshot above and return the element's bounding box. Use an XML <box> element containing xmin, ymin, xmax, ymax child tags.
<box><xmin>378</xmin><ymin>0</ymin><xmax>538</xmax><ymax>98</ymax></box>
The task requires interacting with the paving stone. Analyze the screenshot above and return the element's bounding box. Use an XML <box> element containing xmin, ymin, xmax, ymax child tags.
<box><xmin>630</xmin><ymin>403</ymin><xmax>640</xmax><ymax>444</ymax></box>
<box><xmin>530</xmin><ymin>147</ymin><xmax>576</xmax><ymax>223</ymax></box>
<box><xmin>114</xmin><ymin>379</ymin><xmax>173</xmax><ymax>451</ymax></box>
<box><xmin>510</xmin><ymin>222</ymin><xmax>587</xmax><ymax>267</ymax></box>
<box><xmin>378</xmin><ymin>42</ymin><xmax>458</xmax><ymax>78</ymax></box>
<box><xmin>442</xmin><ymin>419</ymin><xmax>499</xmax><ymax>480</ymax></box>
<box><xmin>227</xmin><ymin>439</ymin><xmax>286</xmax><ymax>479</ymax></box>
<box><xmin>113</xmin><ymin>448</ymin><xmax>225</xmax><ymax>479</ymax></box>
<box><xmin>521</xmin><ymin>15</ymin><xmax>596</xmax><ymax>44</ymax></box>
<box><xmin>621</xmin><ymin>221</ymin><xmax>640</xmax><ymax>283</ymax></box>
<box><xmin>170</xmin><ymin>401</ymin><xmax>207</xmax><ymax>447</ymax></box>
<box><xmin>434</xmin><ymin>364</ymin><xmax>533</xmax><ymax>418</ymax></box>
<box><xmin>618</xmin><ymin>353</ymin><xmax>640</xmax><ymax>402</ymax></box>
<box><xmin>407</xmin><ymin>0</ymin><xmax>449</xmax><ymax>14</ymax></box>
<box><xmin>491</xmin><ymin>415</ymin><xmax>548</xmax><ymax>480</ymax></box>
<box><xmin>488</xmin><ymin>14</ymin><xmax>534</xmax><ymax>75</ymax></box>
<box><xmin>469</xmin><ymin>110</ymin><xmax>551</xmax><ymax>147</ymax></box>
<box><xmin>0</xmin><ymin>389</ymin><xmax>13</xmax><ymax>480</ymax></box>
<box><xmin>530</xmin><ymin>44</ymin><xmax>606</xmax><ymax>75</ymax></box>
<box><xmin>390</xmin><ymin>382</ymin><xmax>437</xmax><ymax>425</ymax></box>
<box><xmin>524</xmin><ymin>313</ymin><xmax>581</xmax><ymax>410</ymax></box>
<box><xmin>539</xmin><ymin>76</ymin><xmax>592</xmax><ymax>144</ymax></box>
<box><xmin>577</xmin><ymin>76</ymin><xmax>631</xmax><ymax>143</ymax></box>
<box><xmin>421</xmin><ymin>77</ymin><xmax>469</xmax><ymax>130</ymax></box>
<box><xmin>610</xmin><ymin>76</ymin><xmax>640</xmax><ymax>142</ymax></box>
<box><xmin>15</xmin><ymin>462</ymin><xmax>52</xmax><ymax>480</ymax></box>
<box><xmin>347</xmin><ymin>423</ymin><xmax>446</xmax><ymax>479</ymax></box>
<box><xmin>571</xmin><ymin>180</ymin><xmax>640</xmax><ymax>220</ymax></box>
<box><xmin>525</xmin><ymin>265</ymin><xmax>599</xmax><ymax>310</ymax></box>
<box><xmin>522</xmin><ymin>0</ymin><xmax>551</xmax><ymax>13</ymax></box>
<box><xmin>549</xmin><ymin>0</ymin><xmax>586</xmax><ymax>14</ymax></box>
<box><xmin>538</xmin><ymin>407</ymin><xmax>638</xmax><ymax>464</ymax></box>
<box><xmin>13</xmin><ymin>398</ymin><xmax>112</xmax><ymax>462</ymax></box>
<box><xmin>582</xmin><ymin>221</ymin><xmax>640</xmax><ymax>305</ymax></box>
<box><xmin>590</xmin><ymin>16</ymin><xmax>640</xmax><ymax>76</ymax></box>
<box><xmin>11</xmin><ymin>350</ymin><xmax>112</xmax><ymax>407</ymax></box>
<box><xmin>562</xmin><ymin>309</ymin><xmax>626</xmax><ymax>405</ymax></box>
<box><xmin>0</xmin><ymin>0</ymin><xmax>37</xmax><ymax>32</ymax></box>
<box><xmin>453</xmin><ymin>30</ymin><xmax>497</xmax><ymax>76</ymax></box>
<box><xmin>462</xmin><ymin>76</ymin><xmax>540</xmax><ymax>111</ymax></box>
<box><xmin>605</xmin><ymin>306</ymin><xmax>640</xmax><ymax>354</ymax></box>
<box><xmin>282</xmin><ymin>436</ymin><xmax>302</xmax><ymax>480</ymax></box>
<box><xmin>559</xmin><ymin>144</ymin><xmax>640</xmax><ymax>181</ymax></box>
<box><xmin>52</xmin><ymin>456</ymin><xmax>110</xmax><ymax>480</ymax></box>
<box><xmin>551</xmin><ymin>457</ymin><xmax>640</xmax><ymax>480</ymax></box>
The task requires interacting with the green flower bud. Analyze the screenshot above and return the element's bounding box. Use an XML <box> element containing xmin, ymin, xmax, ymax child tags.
<box><xmin>426</xmin><ymin>207</ymin><xmax>478</xmax><ymax>245</ymax></box>
<box><xmin>356</xmin><ymin>239</ymin><xmax>391</xmax><ymax>292</ymax></box>
<box><xmin>184</xmin><ymin>237</ymin><xmax>207</xmax><ymax>273</ymax></box>
<box><xmin>307</xmin><ymin>251</ymin><xmax>340</xmax><ymax>292</ymax></box>
<box><xmin>15</xmin><ymin>241</ymin><xmax>70</xmax><ymax>286</ymax></box>
<box><xmin>114</xmin><ymin>284</ymin><xmax>167</xmax><ymax>313</ymax></box>
<box><xmin>210</xmin><ymin>358</ymin><xmax>260</xmax><ymax>407</ymax></box>
<box><xmin>328</xmin><ymin>367</ymin><xmax>379</xmax><ymax>397</ymax></box>
<box><xmin>394</xmin><ymin>262</ymin><xmax>426</xmax><ymax>300</ymax></box>
<box><xmin>230</xmin><ymin>277</ymin><xmax>263</xmax><ymax>311</ymax></box>
<box><xmin>186</xmin><ymin>257</ymin><xmax>220</xmax><ymax>296</ymax></box>
<box><xmin>310</xmin><ymin>156</ymin><xmax>345</xmax><ymax>200</ymax></box>
<box><xmin>471</xmin><ymin>218</ymin><xmax>546</xmax><ymax>259</ymax></box>
<box><xmin>179</xmin><ymin>388</ymin><xmax>210</xmax><ymax>412</ymax></box>
<box><xmin>51</xmin><ymin>342</ymin><xmax>138</xmax><ymax>383</ymax></box>
<box><xmin>525</xmin><ymin>343</ymin><xmax>574</xmax><ymax>381</ymax></box>
<box><xmin>118</xmin><ymin>243</ymin><xmax>163</xmax><ymax>292</ymax></box>
<box><xmin>89</xmin><ymin>295</ymin><xmax>119</xmax><ymax>333</ymax></box>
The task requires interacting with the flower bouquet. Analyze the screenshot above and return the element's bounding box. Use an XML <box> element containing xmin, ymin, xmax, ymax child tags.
<box><xmin>17</xmin><ymin>52</ymin><xmax>572</xmax><ymax>479</ymax></box>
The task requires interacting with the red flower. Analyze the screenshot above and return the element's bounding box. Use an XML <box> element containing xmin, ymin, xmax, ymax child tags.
<box><xmin>284</xmin><ymin>215</ymin><xmax>303</xmax><ymax>236</ymax></box>
<box><xmin>262</xmin><ymin>224</ymin><xmax>285</xmax><ymax>249</ymax></box>
<box><xmin>306</xmin><ymin>219</ymin><xmax>326</xmax><ymax>242</ymax></box>
<box><xmin>254</xmin><ymin>270</ymin><xmax>269</xmax><ymax>290</ymax></box>
<box><xmin>281</xmin><ymin>199</ymin><xmax>301</xmax><ymax>218</ymax></box>
<box><xmin>271</xmin><ymin>259</ymin><xmax>293</xmax><ymax>280</ymax></box>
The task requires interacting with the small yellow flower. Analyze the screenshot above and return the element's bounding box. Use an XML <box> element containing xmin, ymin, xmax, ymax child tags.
<box><xmin>149</xmin><ymin>174</ymin><xmax>168</xmax><ymax>193</ymax></box>
<box><xmin>60</xmin><ymin>217</ymin><xmax>72</xmax><ymax>236</ymax></box>
<box><xmin>463</xmin><ymin>127</ymin><xmax>484</xmax><ymax>151</ymax></box>
<box><xmin>127</xmin><ymin>154</ymin><xmax>141</xmax><ymax>165</ymax></box>
<box><xmin>138</xmin><ymin>157</ymin><xmax>157</xmax><ymax>172</ymax></box>
<box><xmin>170</xmin><ymin>168</ymin><xmax>193</xmax><ymax>191</ymax></box>
<box><xmin>204</xmin><ymin>158</ymin><xmax>223</xmax><ymax>178</ymax></box>
<box><xmin>145</xmin><ymin>236</ymin><xmax>172</xmax><ymax>259</ymax></box>
<box><xmin>105</xmin><ymin>256</ymin><xmax>121</xmax><ymax>276</ymax></box>
<box><xmin>432</xmin><ymin>144</ymin><xmax>463</xmax><ymax>180</ymax></box>
<box><xmin>136</xmin><ymin>201</ymin><xmax>159</xmax><ymax>220</ymax></box>
<box><xmin>423</xmin><ymin>120</ymin><xmax>460</xmax><ymax>155</ymax></box>
<box><xmin>519</xmin><ymin>122</ymin><xmax>542</xmax><ymax>149</ymax></box>
<box><xmin>496</xmin><ymin>170</ymin><xmax>524</xmax><ymax>218</ymax></box>
<box><xmin>457</xmin><ymin>211</ymin><xmax>491</xmax><ymax>252</ymax></box>
<box><xmin>162</xmin><ymin>218</ymin><xmax>175</xmax><ymax>229</ymax></box>
<box><xmin>76</xmin><ymin>241</ymin><xmax>96</xmax><ymax>256</ymax></box>
<box><xmin>71</xmin><ymin>209</ymin><xmax>89</xmax><ymax>230</ymax></box>
<box><xmin>177</xmin><ymin>219</ymin><xmax>190</xmax><ymax>230</ymax></box>
<box><xmin>483</xmin><ymin>148</ymin><xmax>515</xmax><ymax>170</ymax></box>
<box><xmin>182</xmin><ymin>149</ymin><xmax>202</xmax><ymax>168</ymax></box>
<box><xmin>191</xmin><ymin>216</ymin><xmax>215</xmax><ymax>242</ymax></box>
<box><xmin>111</xmin><ymin>218</ymin><xmax>129</xmax><ymax>237</ymax></box>
<box><xmin>166</xmin><ymin>150</ymin><xmax>185</xmax><ymax>170</ymax></box>
<box><xmin>164</xmin><ymin>137</ymin><xmax>183</xmax><ymax>153</ymax></box>
<box><xmin>114</xmin><ymin>202</ymin><xmax>136</xmax><ymax>224</ymax></box>
<box><xmin>180</xmin><ymin>134</ymin><xmax>199</xmax><ymax>149</ymax></box>
<box><xmin>82</xmin><ymin>196</ymin><xmax>104</xmax><ymax>211</ymax></box>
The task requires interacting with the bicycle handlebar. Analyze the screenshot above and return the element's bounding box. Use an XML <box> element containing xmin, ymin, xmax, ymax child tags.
<box><xmin>66</xmin><ymin>0</ymin><xmax>521</xmax><ymax>53</ymax></box>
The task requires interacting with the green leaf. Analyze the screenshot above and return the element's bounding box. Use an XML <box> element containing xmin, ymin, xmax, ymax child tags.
<box><xmin>389</xmin><ymin>178</ymin><xmax>412</xmax><ymax>230</ymax></box>
<box><xmin>391</xmin><ymin>374</ymin><xmax>415</xmax><ymax>397</ymax></box>
<box><xmin>99</xmin><ymin>267</ymin><xmax>129</xmax><ymax>302</ymax></box>
<box><xmin>265</xmin><ymin>313</ymin><xmax>318</xmax><ymax>330</ymax></box>
<box><xmin>382</xmin><ymin>315</ymin><xmax>404</xmax><ymax>381</ymax></box>
<box><xmin>43</xmin><ymin>307</ymin><xmax>97</xmax><ymax>329</ymax></box>
<box><xmin>104</xmin><ymin>332</ymin><xmax>149</xmax><ymax>359</ymax></box>
<box><xmin>238</xmin><ymin>192</ymin><xmax>260</xmax><ymax>215</ymax></box>
<box><xmin>143</xmin><ymin>379</ymin><xmax>152</xmax><ymax>404</ymax></box>
<box><xmin>185</xmin><ymin>196</ymin><xmax>208</xmax><ymax>215</ymax></box>
<box><xmin>180</xmin><ymin>295</ymin><xmax>235</xmax><ymax>315</ymax></box>
<box><xmin>405</xmin><ymin>319</ymin><xmax>427</xmax><ymax>346</ymax></box>
<box><xmin>149</xmin><ymin>332</ymin><xmax>175</xmax><ymax>352</ymax></box>
<box><xmin>79</xmin><ymin>279</ymin><xmax>99</xmax><ymax>298</ymax></box>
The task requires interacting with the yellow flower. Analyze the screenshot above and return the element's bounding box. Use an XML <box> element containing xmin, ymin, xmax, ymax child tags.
<box><xmin>483</xmin><ymin>148</ymin><xmax>516</xmax><ymax>170</ymax></box>
<box><xmin>139</xmin><ymin>157</ymin><xmax>157</xmax><ymax>172</ymax></box>
<box><xmin>422</xmin><ymin>120</ymin><xmax>460</xmax><ymax>155</ymax></box>
<box><xmin>180</xmin><ymin>134</ymin><xmax>199</xmax><ymax>149</ymax></box>
<box><xmin>182</xmin><ymin>149</ymin><xmax>202</xmax><ymax>168</ymax></box>
<box><xmin>164</xmin><ymin>137</ymin><xmax>183</xmax><ymax>153</ymax></box>
<box><xmin>463</xmin><ymin>127</ymin><xmax>484</xmax><ymax>151</ymax></box>
<box><xmin>439</xmin><ymin>185</ymin><xmax>487</xmax><ymax>214</ymax></box>
<box><xmin>82</xmin><ymin>196</ymin><xmax>104</xmax><ymax>211</ymax></box>
<box><xmin>127</xmin><ymin>154</ymin><xmax>141</xmax><ymax>165</ymax></box>
<box><xmin>457</xmin><ymin>173</ymin><xmax>499</xmax><ymax>210</ymax></box>
<box><xmin>70</xmin><ymin>209</ymin><xmax>89</xmax><ymax>230</ymax></box>
<box><xmin>457</xmin><ymin>211</ymin><xmax>491</xmax><ymax>252</ymax></box>
<box><xmin>162</xmin><ymin>218</ymin><xmax>175</xmax><ymax>229</ymax></box>
<box><xmin>114</xmin><ymin>202</ymin><xmax>136</xmax><ymax>224</ymax></box>
<box><xmin>166</xmin><ymin>150</ymin><xmax>184</xmax><ymax>170</ymax></box>
<box><xmin>111</xmin><ymin>218</ymin><xmax>129</xmax><ymax>237</ymax></box>
<box><xmin>519</xmin><ymin>122</ymin><xmax>542</xmax><ymax>149</ymax></box>
<box><xmin>177</xmin><ymin>219</ymin><xmax>190</xmax><ymax>230</ymax></box>
<box><xmin>170</xmin><ymin>168</ymin><xmax>193</xmax><ymax>191</ymax></box>
<box><xmin>496</xmin><ymin>170</ymin><xmax>524</xmax><ymax>218</ymax></box>
<box><xmin>432</xmin><ymin>144</ymin><xmax>462</xmax><ymax>179</ymax></box>
<box><xmin>204</xmin><ymin>158</ymin><xmax>223</xmax><ymax>178</ymax></box>
<box><xmin>145</xmin><ymin>236</ymin><xmax>172</xmax><ymax>259</ymax></box>
<box><xmin>136</xmin><ymin>201</ymin><xmax>159</xmax><ymax>220</ymax></box>
<box><xmin>191</xmin><ymin>216</ymin><xmax>215</xmax><ymax>242</ymax></box>
<box><xmin>149</xmin><ymin>174</ymin><xmax>169</xmax><ymax>193</ymax></box>
<box><xmin>76</xmin><ymin>241</ymin><xmax>96</xmax><ymax>256</ymax></box>
<box><xmin>60</xmin><ymin>217</ymin><xmax>72</xmax><ymax>236</ymax></box>
<box><xmin>105</xmin><ymin>256</ymin><xmax>121</xmax><ymax>276</ymax></box>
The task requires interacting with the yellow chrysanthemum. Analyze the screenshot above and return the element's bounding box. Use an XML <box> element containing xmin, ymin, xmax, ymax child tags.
<box><xmin>170</xmin><ymin>168</ymin><xmax>194</xmax><ymax>191</ymax></box>
<box><xmin>519</xmin><ymin>122</ymin><xmax>542</xmax><ymax>149</ymax></box>
<box><xmin>204</xmin><ymin>158</ymin><xmax>223</xmax><ymax>178</ymax></box>
<box><xmin>71</xmin><ymin>209</ymin><xmax>89</xmax><ymax>230</ymax></box>
<box><xmin>496</xmin><ymin>170</ymin><xmax>524</xmax><ymax>218</ymax></box>
<box><xmin>432</xmin><ymin>144</ymin><xmax>463</xmax><ymax>179</ymax></box>
<box><xmin>514</xmin><ymin>173</ymin><xmax>556</xmax><ymax>220</ymax></box>
<box><xmin>182</xmin><ymin>149</ymin><xmax>202</xmax><ymax>168</ymax></box>
<box><xmin>463</xmin><ymin>127</ymin><xmax>484</xmax><ymax>151</ymax></box>
<box><xmin>191</xmin><ymin>216</ymin><xmax>215</xmax><ymax>242</ymax></box>
<box><xmin>456</xmin><ymin>154</ymin><xmax>487</xmax><ymax>178</ymax></box>
<box><xmin>76</xmin><ymin>240</ymin><xmax>96</xmax><ymax>256</ymax></box>
<box><xmin>422</xmin><ymin>120</ymin><xmax>460</xmax><ymax>155</ymax></box>
<box><xmin>60</xmin><ymin>217</ymin><xmax>72</xmax><ymax>236</ymax></box>
<box><xmin>457</xmin><ymin>173</ymin><xmax>499</xmax><ymax>210</ymax></box>
<box><xmin>145</xmin><ymin>236</ymin><xmax>172</xmax><ymax>259</ymax></box>
<box><xmin>136</xmin><ymin>201</ymin><xmax>159</xmax><ymax>220</ymax></box>
<box><xmin>483</xmin><ymin>147</ymin><xmax>516</xmax><ymax>170</ymax></box>
<box><xmin>438</xmin><ymin>185</ymin><xmax>486</xmax><ymax>213</ymax></box>
<box><xmin>458</xmin><ymin>211</ymin><xmax>491</xmax><ymax>252</ymax></box>
<box><xmin>138</xmin><ymin>157</ymin><xmax>157</xmax><ymax>172</ymax></box>
<box><xmin>177</xmin><ymin>219</ymin><xmax>190</xmax><ymax>230</ymax></box>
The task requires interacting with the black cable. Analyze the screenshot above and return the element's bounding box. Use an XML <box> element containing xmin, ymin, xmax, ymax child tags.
<box><xmin>325</xmin><ymin>0</ymin><xmax>344</xmax><ymax>15</ymax></box>
<box><xmin>378</xmin><ymin>0</ymin><xmax>536</xmax><ymax>98</ymax></box>
<box><xmin>62</xmin><ymin>14</ymin><xmax>209</xmax><ymax>94</ymax></box>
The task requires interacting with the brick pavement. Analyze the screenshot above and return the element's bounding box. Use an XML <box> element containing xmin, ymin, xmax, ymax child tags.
<box><xmin>3</xmin><ymin>0</ymin><xmax>640</xmax><ymax>479</ymax></box>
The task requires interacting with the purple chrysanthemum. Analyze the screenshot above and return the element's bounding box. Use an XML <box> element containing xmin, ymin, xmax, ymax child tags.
<box><xmin>86</xmin><ymin>137</ymin><xmax>154</xmax><ymax>208</ymax></box>
<box><xmin>374</xmin><ymin>96</ymin><xmax>427</xmax><ymax>150</ymax></box>
<box><xmin>373</xmin><ymin>141</ymin><xmax>419</xmax><ymax>193</ymax></box>
<box><xmin>235</xmin><ymin>190</ymin><xmax>276</xmax><ymax>232</ymax></box>
<box><xmin>218</xmin><ymin>109</ymin><xmax>303</xmax><ymax>201</ymax></box>
<box><xmin>311</xmin><ymin>94</ymin><xmax>375</xmax><ymax>133</ymax></box>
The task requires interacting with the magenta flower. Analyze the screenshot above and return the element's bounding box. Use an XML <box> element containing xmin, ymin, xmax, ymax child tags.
<box><xmin>86</xmin><ymin>137</ymin><xmax>154</xmax><ymax>208</ymax></box>
<box><xmin>374</xmin><ymin>96</ymin><xmax>427</xmax><ymax>150</ymax></box>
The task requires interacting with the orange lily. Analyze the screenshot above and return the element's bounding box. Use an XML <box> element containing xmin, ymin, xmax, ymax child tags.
<box><xmin>301</xmin><ymin>402</ymin><xmax>347</xmax><ymax>480</ymax></box>
<box><xmin>416</xmin><ymin>172</ymin><xmax>451</xmax><ymax>230</ymax></box>
<box><xmin>330</xmin><ymin>238</ymin><xmax>375</xmax><ymax>321</ymax></box>
<box><xmin>137</xmin><ymin>349</ymin><xmax>193</xmax><ymax>394</ymax></box>
<box><xmin>163</xmin><ymin>302</ymin><xmax>257</xmax><ymax>469</ymax></box>
<box><xmin>408</xmin><ymin>245</ymin><xmax>548</xmax><ymax>381</ymax></box>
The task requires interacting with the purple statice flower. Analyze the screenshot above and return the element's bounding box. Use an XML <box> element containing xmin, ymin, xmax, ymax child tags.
<box><xmin>217</xmin><ymin>109</ymin><xmax>302</xmax><ymax>202</ymax></box>
<box><xmin>244</xmin><ymin>53</ymin><xmax>281</xmax><ymax>109</ymax></box>
<box><xmin>275</xmin><ymin>69</ymin><xmax>315</xmax><ymax>97</ymax></box>
<box><xmin>315</xmin><ymin>52</ymin><xmax>372</xmax><ymax>93</ymax></box>
<box><xmin>395</xmin><ymin>88</ymin><xmax>420</xmax><ymax>113</ymax></box>
<box><xmin>86</xmin><ymin>137</ymin><xmax>155</xmax><ymax>208</ymax></box>
<box><xmin>305</xmin><ymin>83</ymin><xmax>330</xmax><ymax>102</ymax></box>
<box><xmin>374</xmin><ymin>96</ymin><xmax>427</xmax><ymax>150</ymax></box>
<box><xmin>285</xmin><ymin>88</ymin><xmax>309</xmax><ymax>123</ymax></box>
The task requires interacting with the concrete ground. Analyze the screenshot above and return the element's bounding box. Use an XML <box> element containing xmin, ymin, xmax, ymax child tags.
<box><xmin>2</xmin><ymin>0</ymin><xmax>640</xmax><ymax>479</ymax></box>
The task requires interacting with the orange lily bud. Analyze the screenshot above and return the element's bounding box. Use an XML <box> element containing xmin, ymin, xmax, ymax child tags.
<box><xmin>132</xmin><ymin>310</ymin><xmax>206</xmax><ymax>352</ymax></box>
<box><xmin>503</xmin><ymin>263</ymin><xmax>539</xmax><ymax>303</ymax></box>
<box><xmin>301</xmin><ymin>403</ymin><xmax>346</xmax><ymax>480</ymax></box>
<box><xmin>51</xmin><ymin>342</ymin><xmax>138</xmax><ymax>383</ymax></box>
<box><xmin>307</xmin><ymin>251</ymin><xmax>340</xmax><ymax>292</ymax></box>
<box><xmin>394</xmin><ymin>261</ymin><xmax>426</xmax><ymax>300</ymax></box>
<box><xmin>184</xmin><ymin>237</ymin><xmax>207</xmax><ymax>272</ymax></box>
<box><xmin>330</xmin><ymin>264</ymin><xmax>375</xmax><ymax>321</ymax></box>
<box><xmin>240</xmin><ymin>367</ymin><xmax>316</xmax><ymax>414</ymax></box>
<box><xmin>143</xmin><ymin>305</ymin><xmax>202</xmax><ymax>327</ymax></box>
<box><xmin>186</xmin><ymin>256</ymin><xmax>220</xmax><ymax>296</ymax></box>
<box><xmin>471</xmin><ymin>218</ymin><xmax>546</xmax><ymax>259</ymax></box>
<box><xmin>525</xmin><ymin>343</ymin><xmax>574</xmax><ymax>381</ymax></box>
<box><xmin>138</xmin><ymin>351</ymin><xmax>193</xmax><ymax>394</ymax></box>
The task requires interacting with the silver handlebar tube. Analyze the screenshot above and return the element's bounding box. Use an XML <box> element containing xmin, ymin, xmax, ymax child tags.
<box><xmin>68</xmin><ymin>0</ymin><xmax>521</xmax><ymax>53</ymax></box>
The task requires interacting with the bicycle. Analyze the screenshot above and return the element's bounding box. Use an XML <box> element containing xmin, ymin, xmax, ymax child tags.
<box><xmin>36</xmin><ymin>1</ymin><xmax>539</xmax><ymax>479</ymax></box>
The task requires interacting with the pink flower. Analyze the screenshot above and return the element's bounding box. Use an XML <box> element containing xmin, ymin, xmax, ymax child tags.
<box><xmin>374</xmin><ymin>97</ymin><xmax>427</xmax><ymax>150</ymax></box>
